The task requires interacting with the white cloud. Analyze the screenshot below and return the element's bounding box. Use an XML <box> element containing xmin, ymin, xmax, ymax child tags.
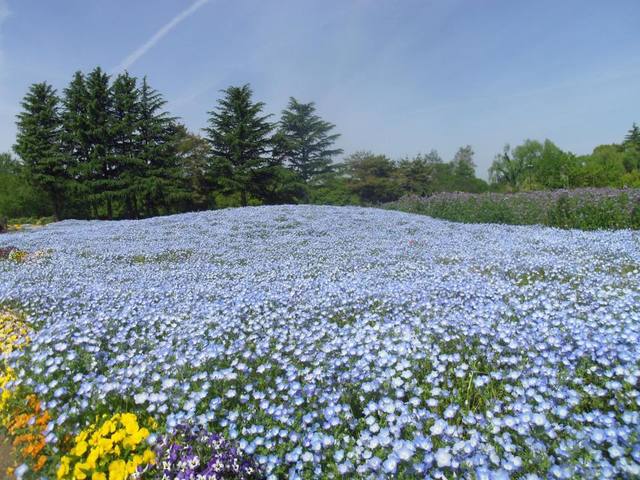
<box><xmin>112</xmin><ymin>0</ymin><xmax>210</xmax><ymax>73</ymax></box>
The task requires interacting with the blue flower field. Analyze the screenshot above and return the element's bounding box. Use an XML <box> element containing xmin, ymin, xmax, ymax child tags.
<box><xmin>1</xmin><ymin>205</ymin><xmax>639</xmax><ymax>479</ymax></box>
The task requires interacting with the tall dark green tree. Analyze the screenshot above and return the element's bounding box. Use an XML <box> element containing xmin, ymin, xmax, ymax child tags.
<box><xmin>205</xmin><ymin>84</ymin><xmax>274</xmax><ymax>206</ymax></box>
<box><xmin>61</xmin><ymin>72</ymin><xmax>90</xmax><ymax>193</ymax></box>
<box><xmin>274</xmin><ymin>98</ymin><xmax>342</xmax><ymax>182</ymax></box>
<box><xmin>14</xmin><ymin>82</ymin><xmax>67</xmax><ymax>219</ymax></box>
<box><xmin>84</xmin><ymin>67</ymin><xmax>115</xmax><ymax>218</ymax></box>
<box><xmin>137</xmin><ymin>77</ymin><xmax>182</xmax><ymax>216</ymax></box>
<box><xmin>111</xmin><ymin>72</ymin><xmax>142</xmax><ymax>217</ymax></box>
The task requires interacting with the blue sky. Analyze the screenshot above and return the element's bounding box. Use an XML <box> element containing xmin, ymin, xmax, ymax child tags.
<box><xmin>0</xmin><ymin>0</ymin><xmax>639</xmax><ymax>177</ymax></box>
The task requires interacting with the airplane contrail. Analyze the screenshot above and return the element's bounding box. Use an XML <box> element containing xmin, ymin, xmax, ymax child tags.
<box><xmin>112</xmin><ymin>0</ymin><xmax>210</xmax><ymax>73</ymax></box>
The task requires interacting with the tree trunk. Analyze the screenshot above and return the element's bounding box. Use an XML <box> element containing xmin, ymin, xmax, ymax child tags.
<box><xmin>51</xmin><ymin>191</ymin><xmax>62</xmax><ymax>220</ymax></box>
<box><xmin>240</xmin><ymin>189</ymin><xmax>248</xmax><ymax>207</ymax></box>
<box><xmin>106</xmin><ymin>196</ymin><xmax>113</xmax><ymax>220</ymax></box>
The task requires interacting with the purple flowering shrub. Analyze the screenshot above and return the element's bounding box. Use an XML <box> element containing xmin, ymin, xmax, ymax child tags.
<box><xmin>386</xmin><ymin>187</ymin><xmax>640</xmax><ymax>229</ymax></box>
<box><xmin>145</xmin><ymin>424</ymin><xmax>264</xmax><ymax>480</ymax></box>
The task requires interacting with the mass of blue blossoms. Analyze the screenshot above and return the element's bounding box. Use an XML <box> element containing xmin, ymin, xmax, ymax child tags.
<box><xmin>1</xmin><ymin>205</ymin><xmax>639</xmax><ymax>479</ymax></box>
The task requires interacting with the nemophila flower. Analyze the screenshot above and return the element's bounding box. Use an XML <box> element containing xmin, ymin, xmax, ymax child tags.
<box><xmin>0</xmin><ymin>206</ymin><xmax>639</xmax><ymax>478</ymax></box>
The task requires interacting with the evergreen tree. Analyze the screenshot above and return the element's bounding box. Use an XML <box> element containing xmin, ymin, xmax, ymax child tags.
<box><xmin>623</xmin><ymin>123</ymin><xmax>640</xmax><ymax>172</ymax></box>
<box><xmin>14</xmin><ymin>82</ymin><xmax>67</xmax><ymax>219</ymax></box>
<box><xmin>84</xmin><ymin>67</ymin><xmax>115</xmax><ymax>218</ymax></box>
<box><xmin>137</xmin><ymin>77</ymin><xmax>182</xmax><ymax>216</ymax></box>
<box><xmin>452</xmin><ymin>145</ymin><xmax>476</xmax><ymax>178</ymax></box>
<box><xmin>625</xmin><ymin>122</ymin><xmax>640</xmax><ymax>149</ymax></box>
<box><xmin>111</xmin><ymin>72</ymin><xmax>142</xmax><ymax>217</ymax></box>
<box><xmin>61</xmin><ymin>72</ymin><xmax>90</xmax><ymax>189</ymax></box>
<box><xmin>205</xmin><ymin>84</ymin><xmax>274</xmax><ymax>206</ymax></box>
<box><xmin>274</xmin><ymin>98</ymin><xmax>342</xmax><ymax>182</ymax></box>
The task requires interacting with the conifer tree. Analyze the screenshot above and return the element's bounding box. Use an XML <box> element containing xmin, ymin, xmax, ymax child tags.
<box><xmin>625</xmin><ymin>122</ymin><xmax>640</xmax><ymax>149</ymax></box>
<box><xmin>111</xmin><ymin>72</ymin><xmax>142</xmax><ymax>217</ymax></box>
<box><xmin>205</xmin><ymin>84</ymin><xmax>274</xmax><ymax>206</ymax></box>
<box><xmin>137</xmin><ymin>77</ymin><xmax>182</xmax><ymax>216</ymax></box>
<box><xmin>452</xmin><ymin>145</ymin><xmax>476</xmax><ymax>178</ymax></box>
<box><xmin>14</xmin><ymin>82</ymin><xmax>67</xmax><ymax>219</ymax></box>
<box><xmin>84</xmin><ymin>67</ymin><xmax>115</xmax><ymax>218</ymax></box>
<box><xmin>61</xmin><ymin>71</ymin><xmax>90</xmax><ymax>184</ymax></box>
<box><xmin>274</xmin><ymin>98</ymin><xmax>342</xmax><ymax>182</ymax></box>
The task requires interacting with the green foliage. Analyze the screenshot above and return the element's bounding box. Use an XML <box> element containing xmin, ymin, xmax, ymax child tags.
<box><xmin>451</xmin><ymin>145</ymin><xmax>476</xmax><ymax>178</ymax></box>
<box><xmin>490</xmin><ymin>125</ymin><xmax>640</xmax><ymax>192</ymax></box>
<box><xmin>175</xmin><ymin>125</ymin><xmax>213</xmax><ymax>211</ymax></box>
<box><xmin>136</xmin><ymin>77</ymin><xmax>184</xmax><ymax>217</ymax></box>
<box><xmin>274</xmin><ymin>98</ymin><xmax>342</xmax><ymax>182</ymax></box>
<box><xmin>7</xmin><ymin>68</ymin><xmax>638</xmax><ymax>230</ymax></box>
<box><xmin>251</xmin><ymin>166</ymin><xmax>308</xmax><ymax>205</ymax></box>
<box><xmin>14</xmin><ymin>82</ymin><xmax>67</xmax><ymax>218</ymax></box>
<box><xmin>205</xmin><ymin>84</ymin><xmax>275</xmax><ymax>206</ymax></box>
<box><xmin>308</xmin><ymin>169</ymin><xmax>359</xmax><ymax>205</ymax></box>
<box><xmin>343</xmin><ymin>151</ymin><xmax>402</xmax><ymax>204</ymax></box>
<box><xmin>0</xmin><ymin>153</ymin><xmax>52</xmax><ymax>219</ymax></box>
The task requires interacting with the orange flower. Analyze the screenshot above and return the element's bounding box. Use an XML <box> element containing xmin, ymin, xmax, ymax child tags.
<box><xmin>4</xmin><ymin>394</ymin><xmax>50</xmax><ymax>472</ymax></box>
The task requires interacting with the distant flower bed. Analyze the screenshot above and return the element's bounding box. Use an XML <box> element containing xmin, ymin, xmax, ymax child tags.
<box><xmin>0</xmin><ymin>205</ymin><xmax>639</xmax><ymax>478</ymax></box>
<box><xmin>385</xmin><ymin>187</ymin><xmax>640</xmax><ymax>229</ymax></box>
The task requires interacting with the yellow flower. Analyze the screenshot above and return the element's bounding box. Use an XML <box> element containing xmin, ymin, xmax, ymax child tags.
<box><xmin>108</xmin><ymin>459</ymin><xmax>126</xmax><ymax>480</ymax></box>
<box><xmin>86</xmin><ymin>448</ymin><xmax>100</xmax><ymax>469</ymax></box>
<box><xmin>142</xmin><ymin>449</ymin><xmax>155</xmax><ymax>464</ymax></box>
<box><xmin>100</xmin><ymin>420</ymin><xmax>116</xmax><ymax>437</ymax></box>
<box><xmin>56</xmin><ymin>458</ymin><xmax>70</xmax><ymax>479</ymax></box>
<box><xmin>111</xmin><ymin>429</ymin><xmax>126</xmax><ymax>443</ymax></box>
<box><xmin>98</xmin><ymin>437</ymin><xmax>114</xmax><ymax>454</ymax></box>
<box><xmin>73</xmin><ymin>462</ymin><xmax>88</xmax><ymax>480</ymax></box>
<box><xmin>58</xmin><ymin>413</ymin><xmax>156</xmax><ymax>479</ymax></box>
<box><xmin>73</xmin><ymin>440</ymin><xmax>88</xmax><ymax>456</ymax></box>
<box><xmin>120</xmin><ymin>413</ymin><xmax>139</xmax><ymax>435</ymax></box>
<box><xmin>126</xmin><ymin>457</ymin><xmax>141</xmax><ymax>475</ymax></box>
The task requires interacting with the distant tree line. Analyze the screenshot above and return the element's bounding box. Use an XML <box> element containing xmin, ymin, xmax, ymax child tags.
<box><xmin>1</xmin><ymin>66</ymin><xmax>639</xmax><ymax>220</ymax></box>
<box><xmin>489</xmin><ymin>125</ymin><xmax>640</xmax><ymax>191</ymax></box>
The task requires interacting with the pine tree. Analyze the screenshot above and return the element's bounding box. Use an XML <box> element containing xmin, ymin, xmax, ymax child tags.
<box><xmin>61</xmin><ymin>71</ymin><xmax>90</xmax><ymax>192</ymax></box>
<box><xmin>625</xmin><ymin>122</ymin><xmax>640</xmax><ymax>149</ymax></box>
<box><xmin>452</xmin><ymin>145</ymin><xmax>476</xmax><ymax>178</ymax></box>
<box><xmin>84</xmin><ymin>67</ymin><xmax>115</xmax><ymax>218</ymax></box>
<box><xmin>623</xmin><ymin>123</ymin><xmax>640</xmax><ymax>173</ymax></box>
<box><xmin>14</xmin><ymin>82</ymin><xmax>67</xmax><ymax>219</ymax></box>
<box><xmin>111</xmin><ymin>72</ymin><xmax>143</xmax><ymax>218</ymax></box>
<box><xmin>205</xmin><ymin>84</ymin><xmax>274</xmax><ymax>206</ymax></box>
<box><xmin>137</xmin><ymin>77</ymin><xmax>182</xmax><ymax>216</ymax></box>
<box><xmin>274</xmin><ymin>98</ymin><xmax>342</xmax><ymax>182</ymax></box>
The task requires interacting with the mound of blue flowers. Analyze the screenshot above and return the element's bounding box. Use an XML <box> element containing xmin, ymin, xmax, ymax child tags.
<box><xmin>1</xmin><ymin>205</ymin><xmax>639</xmax><ymax>478</ymax></box>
